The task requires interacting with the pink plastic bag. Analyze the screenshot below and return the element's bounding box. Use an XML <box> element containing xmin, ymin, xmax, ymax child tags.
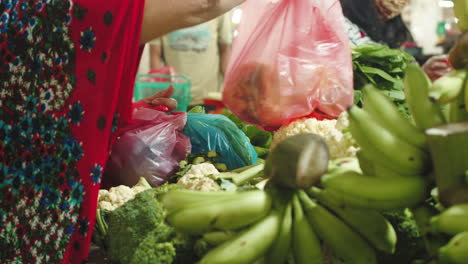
<box><xmin>223</xmin><ymin>0</ymin><xmax>353</xmax><ymax>130</ymax></box>
<box><xmin>104</xmin><ymin>104</ymin><xmax>191</xmax><ymax>187</ymax></box>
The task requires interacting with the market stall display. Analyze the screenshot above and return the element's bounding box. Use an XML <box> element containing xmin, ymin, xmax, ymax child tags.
<box><xmin>88</xmin><ymin>1</ymin><xmax>468</xmax><ymax>264</ymax></box>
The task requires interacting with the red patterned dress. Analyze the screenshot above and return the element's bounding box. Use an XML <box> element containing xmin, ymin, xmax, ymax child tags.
<box><xmin>0</xmin><ymin>0</ymin><xmax>145</xmax><ymax>263</ymax></box>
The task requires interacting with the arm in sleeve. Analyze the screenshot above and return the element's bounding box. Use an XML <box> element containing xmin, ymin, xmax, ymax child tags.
<box><xmin>141</xmin><ymin>0</ymin><xmax>245</xmax><ymax>44</ymax></box>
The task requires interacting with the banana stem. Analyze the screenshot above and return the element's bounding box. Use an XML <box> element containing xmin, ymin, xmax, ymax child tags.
<box><xmin>426</xmin><ymin>121</ymin><xmax>468</xmax><ymax>207</ymax></box>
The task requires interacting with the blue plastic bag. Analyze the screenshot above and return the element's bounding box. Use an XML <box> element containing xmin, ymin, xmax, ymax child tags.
<box><xmin>182</xmin><ymin>113</ymin><xmax>258</xmax><ymax>170</ymax></box>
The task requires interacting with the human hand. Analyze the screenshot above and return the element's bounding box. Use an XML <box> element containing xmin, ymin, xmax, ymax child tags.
<box><xmin>422</xmin><ymin>55</ymin><xmax>452</xmax><ymax>82</ymax></box>
<box><xmin>137</xmin><ymin>85</ymin><xmax>178</xmax><ymax>111</ymax></box>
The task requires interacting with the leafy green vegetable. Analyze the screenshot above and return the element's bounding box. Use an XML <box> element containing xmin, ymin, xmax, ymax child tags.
<box><xmin>188</xmin><ymin>106</ymin><xmax>206</xmax><ymax>114</ymax></box>
<box><xmin>221</xmin><ymin>109</ymin><xmax>273</xmax><ymax>158</ymax></box>
<box><xmin>352</xmin><ymin>43</ymin><xmax>414</xmax><ymax>118</ymax></box>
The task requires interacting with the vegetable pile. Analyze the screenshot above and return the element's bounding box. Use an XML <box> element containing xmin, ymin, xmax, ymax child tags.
<box><xmin>222</xmin><ymin>109</ymin><xmax>273</xmax><ymax>159</ymax></box>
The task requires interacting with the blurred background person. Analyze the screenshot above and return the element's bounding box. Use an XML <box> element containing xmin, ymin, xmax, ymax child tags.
<box><xmin>148</xmin><ymin>13</ymin><xmax>233</xmax><ymax>111</ymax></box>
<box><xmin>339</xmin><ymin>0</ymin><xmax>452</xmax><ymax>81</ymax></box>
<box><xmin>340</xmin><ymin>0</ymin><xmax>414</xmax><ymax>48</ymax></box>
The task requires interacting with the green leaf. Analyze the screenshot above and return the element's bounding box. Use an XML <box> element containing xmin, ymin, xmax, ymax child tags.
<box><xmin>382</xmin><ymin>90</ymin><xmax>406</xmax><ymax>101</ymax></box>
<box><xmin>359</xmin><ymin>65</ymin><xmax>399</xmax><ymax>83</ymax></box>
<box><xmin>188</xmin><ymin>106</ymin><xmax>206</xmax><ymax>114</ymax></box>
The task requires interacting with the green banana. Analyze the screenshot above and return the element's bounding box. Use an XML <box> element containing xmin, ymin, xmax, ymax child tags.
<box><xmin>348</xmin><ymin>106</ymin><xmax>430</xmax><ymax>176</ymax></box>
<box><xmin>162</xmin><ymin>189</ymin><xmax>237</xmax><ymax>213</ymax></box>
<box><xmin>411</xmin><ymin>203</ymin><xmax>450</xmax><ymax>256</ymax></box>
<box><xmin>166</xmin><ymin>190</ymin><xmax>272</xmax><ymax>233</ymax></box>
<box><xmin>265</xmin><ymin>199</ymin><xmax>294</xmax><ymax>264</ymax></box>
<box><xmin>453</xmin><ymin>0</ymin><xmax>468</xmax><ymax>31</ymax></box>
<box><xmin>446</xmin><ymin>81</ymin><xmax>468</xmax><ymax>122</ymax></box>
<box><xmin>438</xmin><ymin>231</ymin><xmax>468</xmax><ymax>264</ymax></box>
<box><xmin>308</xmin><ymin>187</ymin><xmax>397</xmax><ymax>254</ymax></box>
<box><xmin>202</xmin><ymin>231</ymin><xmax>236</xmax><ymax>246</ymax></box>
<box><xmin>430</xmin><ymin>204</ymin><xmax>468</xmax><ymax>236</ymax></box>
<box><xmin>355</xmin><ymin>149</ymin><xmax>376</xmax><ymax>176</ymax></box>
<box><xmin>197</xmin><ymin>210</ymin><xmax>281</xmax><ymax>264</ymax></box>
<box><xmin>320</xmin><ymin>170</ymin><xmax>429</xmax><ymax>210</ymax></box>
<box><xmin>298</xmin><ymin>191</ymin><xmax>377</xmax><ymax>264</ymax></box>
<box><xmin>291</xmin><ymin>194</ymin><xmax>323</xmax><ymax>264</ymax></box>
<box><xmin>404</xmin><ymin>63</ymin><xmax>446</xmax><ymax>130</ymax></box>
<box><xmin>429</xmin><ymin>70</ymin><xmax>467</xmax><ymax>105</ymax></box>
<box><xmin>362</xmin><ymin>84</ymin><xmax>427</xmax><ymax>148</ymax></box>
<box><xmin>356</xmin><ymin>149</ymin><xmax>406</xmax><ymax>178</ymax></box>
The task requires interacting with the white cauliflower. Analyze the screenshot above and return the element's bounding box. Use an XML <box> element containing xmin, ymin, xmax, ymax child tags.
<box><xmin>177</xmin><ymin>163</ymin><xmax>221</xmax><ymax>191</ymax></box>
<box><xmin>97</xmin><ymin>177</ymin><xmax>152</xmax><ymax>211</ymax></box>
<box><xmin>271</xmin><ymin>112</ymin><xmax>358</xmax><ymax>159</ymax></box>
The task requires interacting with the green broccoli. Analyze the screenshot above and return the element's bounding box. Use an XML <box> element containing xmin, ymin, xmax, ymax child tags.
<box><xmin>130</xmin><ymin>229</ymin><xmax>176</xmax><ymax>264</ymax></box>
<box><xmin>130</xmin><ymin>218</ymin><xmax>199</xmax><ymax>264</ymax></box>
<box><xmin>106</xmin><ymin>184</ymin><xmax>199</xmax><ymax>264</ymax></box>
<box><xmin>377</xmin><ymin>209</ymin><xmax>427</xmax><ymax>264</ymax></box>
<box><xmin>107</xmin><ymin>188</ymin><xmax>166</xmax><ymax>263</ymax></box>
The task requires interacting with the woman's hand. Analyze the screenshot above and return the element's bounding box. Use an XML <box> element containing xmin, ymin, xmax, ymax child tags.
<box><xmin>422</xmin><ymin>55</ymin><xmax>452</xmax><ymax>82</ymax></box>
<box><xmin>141</xmin><ymin>0</ymin><xmax>246</xmax><ymax>43</ymax></box>
<box><xmin>138</xmin><ymin>85</ymin><xmax>178</xmax><ymax>111</ymax></box>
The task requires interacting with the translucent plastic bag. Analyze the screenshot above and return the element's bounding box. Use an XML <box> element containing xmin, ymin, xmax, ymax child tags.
<box><xmin>223</xmin><ymin>0</ymin><xmax>353</xmax><ymax>130</ymax></box>
<box><xmin>182</xmin><ymin>113</ymin><xmax>258</xmax><ymax>170</ymax></box>
<box><xmin>104</xmin><ymin>105</ymin><xmax>191</xmax><ymax>187</ymax></box>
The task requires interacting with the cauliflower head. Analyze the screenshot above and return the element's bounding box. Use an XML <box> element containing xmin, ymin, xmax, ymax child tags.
<box><xmin>177</xmin><ymin>163</ymin><xmax>221</xmax><ymax>191</ymax></box>
<box><xmin>271</xmin><ymin>112</ymin><xmax>358</xmax><ymax>160</ymax></box>
<box><xmin>98</xmin><ymin>177</ymin><xmax>151</xmax><ymax>211</ymax></box>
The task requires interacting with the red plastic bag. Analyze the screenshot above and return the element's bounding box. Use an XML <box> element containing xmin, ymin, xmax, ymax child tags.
<box><xmin>103</xmin><ymin>104</ymin><xmax>191</xmax><ymax>187</ymax></box>
<box><xmin>223</xmin><ymin>0</ymin><xmax>353</xmax><ymax>130</ymax></box>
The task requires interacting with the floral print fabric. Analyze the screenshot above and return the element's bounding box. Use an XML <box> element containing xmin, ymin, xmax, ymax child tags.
<box><xmin>0</xmin><ymin>0</ymin><xmax>144</xmax><ymax>263</ymax></box>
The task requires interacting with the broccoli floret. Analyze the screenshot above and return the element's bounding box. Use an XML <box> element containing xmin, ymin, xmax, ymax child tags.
<box><xmin>130</xmin><ymin>229</ymin><xmax>176</xmax><ymax>264</ymax></box>
<box><xmin>131</xmin><ymin>219</ymin><xmax>199</xmax><ymax>264</ymax></box>
<box><xmin>106</xmin><ymin>184</ymin><xmax>198</xmax><ymax>264</ymax></box>
<box><xmin>377</xmin><ymin>209</ymin><xmax>427</xmax><ymax>264</ymax></box>
<box><xmin>107</xmin><ymin>188</ymin><xmax>165</xmax><ymax>264</ymax></box>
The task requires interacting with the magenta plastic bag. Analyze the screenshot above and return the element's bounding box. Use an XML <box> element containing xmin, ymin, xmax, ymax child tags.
<box><xmin>104</xmin><ymin>106</ymin><xmax>191</xmax><ymax>187</ymax></box>
<box><xmin>223</xmin><ymin>0</ymin><xmax>353</xmax><ymax>130</ymax></box>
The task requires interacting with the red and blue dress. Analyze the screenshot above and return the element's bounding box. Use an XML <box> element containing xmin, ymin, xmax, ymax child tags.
<box><xmin>0</xmin><ymin>0</ymin><xmax>145</xmax><ymax>263</ymax></box>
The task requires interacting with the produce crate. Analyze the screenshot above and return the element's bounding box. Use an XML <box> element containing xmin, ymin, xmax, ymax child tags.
<box><xmin>134</xmin><ymin>74</ymin><xmax>191</xmax><ymax>112</ymax></box>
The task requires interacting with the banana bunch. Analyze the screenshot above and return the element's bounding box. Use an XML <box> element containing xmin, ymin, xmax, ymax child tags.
<box><xmin>161</xmin><ymin>175</ymin><xmax>401</xmax><ymax>263</ymax></box>
<box><xmin>322</xmin><ymin>80</ymin><xmax>431</xmax><ymax>212</ymax></box>
<box><xmin>268</xmin><ymin>187</ymin><xmax>398</xmax><ymax>264</ymax></box>
<box><xmin>328</xmin><ymin>61</ymin><xmax>461</xmax><ymax>213</ymax></box>
<box><xmin>417</xmin><ymin>203</ymin><xmax>468</xmax><ymax>264</ymax></box>
<box><xmin>162</xmin><ymin>189</ymin><xmax>281</xmax><ymax>264</ymax></box>
<box><xmin>428</xmin><ymin>68</ymin><xmax>468</xmax><ymax>123</ymax></box>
